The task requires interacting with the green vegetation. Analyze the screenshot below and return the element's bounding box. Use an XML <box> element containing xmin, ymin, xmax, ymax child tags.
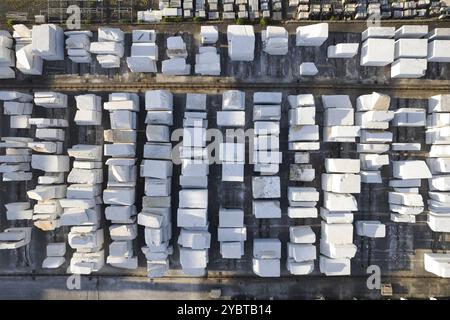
<box><xmin>193</xmin><ymin>16</ymin><xmax>204</xmax><ymax>23</ymax></box>
<box><xmin>6</xmin><ymin>19</ymin><xmax>15</xmax><ymax>29</ymax></box>
<box><xmin>259</xmin><ymin>17</ymin><xmax>270</xmax><ymax>26</ymax></box>
<box><xmin>235</xmin><ymin>17</ymin><xmax>246</xmax><ymax>25</ymax></box>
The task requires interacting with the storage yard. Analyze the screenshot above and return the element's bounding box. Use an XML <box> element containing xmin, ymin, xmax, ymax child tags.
<box><xmin>1</xmin><ymin>1</ymin><xmax>450</xmax><ymax>300</ymax></box>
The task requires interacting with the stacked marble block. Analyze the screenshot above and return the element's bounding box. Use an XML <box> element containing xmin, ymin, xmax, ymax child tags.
<box><xmin>285</xmin><ymin>94</ymin><xmax>319</xmax><ymax>275</ymax></box>
<box><xmin>327</xmin><ymin>43</ymin><xmax>359</xmax><ymax>59</ymax></box>
<box><xmin>217</xmin><ymin>90</ymin><xmax>246</xmax><ymax>128</ymax></box>
<box><xmin>287</xmin><ymin>225</ymin><xmax>317</xmax><ymax>275</ymax></box>
<box><xmin>391</xmin><ymin>25</ymin><xmax>429</xmax><ymax>78</ymax></box>
<box><xmin>13</xmin><ymin>23</ymin><xmax>64</xmax><ymax>76</ymax></box>
<box><xmin>287</xmin><ymin>187</ymin><xmax>319</xmax><ymax>275</ymax></box>
<box><xmin>426</xmin><ymin>95</ymin><xmax>450</xmax><ymax>233</ymax></box>
<box><xmin>356</xmin><ymin>92</ymin><xmax>394</xmax><ymax>184</ymax></box>
<box><xmin>0</xmin><ymin>91</ymin><xmax>34</xmax><ymax>182</ymax></box>
<box><xmin>361</xmin><ymin>26</ymin><xmax>450</xmax><ymax>78</ymax></box>
<box><xmin>427</xmin><ymin>28</ymin><xmax>450</xmax><ymax>63</ymax></box>
<box><xmin>262</xmin><ymin>26</ymin><xmax>289</xmax><ymax>56</ymax></box>
<box><xmin>288</xmin><ymin>94</ymin><xmax>319</xmax><ymax>205</ymax></box>
<box><xmin>360</xmin><ymin>27</ymin><xmax>395</xmax><ymax>68</ymax></box>
<box><xmin>0</xmin><ymin>91</ymin><xmax>33</xmax><ymax>131</ymax></box>
<box><xmin>64</xmin><ymin>144</ymin><xmax>104</xmax><ymax>274</ymax></box>
<box><xmin>253</xmin><ymin>238</ymin><xmax>281</xmax><ymax>277</ymax></box>
<box><xmin>196</xmin><ymin>27</ymin><xmax>221</xmax><ymax>76</ymax></box>
<box><xmin>162</xmin><ymin>36</ymin><xmax>190</xmax><ymax>75</ymax></box>
<box><xmin>103</xmin><ymin>93</ymin><xmax>139</xmax><ymax>269</ymax></box>
<box><xmin>178</xmin><ymin>93</ymin><xmax>210</xmax><ymax>276</ymax></box>
<box><xmin>0</xmin><ymin>30</ymin><xmax>15</xmax><ymax>79</ymax></box>
<box><xmin>74</xmin><ymin>94</ymin><xmax>102</xmax><ymax>126</ymax></box>
<box><xmin>389</xmin><ymin>160</ymin><xmax>431</xmax><ymax>223</ymax></box>
<box><xmin>90</xmin><ymin>28</ymin><xmax>124</xmax><ymax>68</ymax></box>
<box><xmin>424</xmin><ymin>253</ymin><xmax>450</xmax><ymax>278</ymax></box>
<box><xmin>65</xmin><ymin>30</ymin><xmax>93</xmax><ymax>64</ymax></box>
<box><xmin>251</xmin><ymin>92</ymin><xmax>282</xmax><ymax>277</ymax></box>
<box><xmin>42</xmin><ymin>243</ymin><xmax>66</xmax><ymax>269</ymax></box>
<box><xmin>389</xmin><ymin>102</ymin><xmax>427</xmax><ymax>223</ymax></box>
<box><xmin>31</xmin><ymin>24</ymin><xmax>64</xmax><ymax>61</ymax></box>
<box><xmin>218</xmin><ymin>90</ymin><xmax>246</xmax><ymax>259</ymax></box>
<box><xmin>355</xmin><ymin>221</ymin><xmax>386</xmax><ymax>238</ymax></box>
<box><xmin>13</xmin><ymin>24</ymin><xmax>43</xmax><ymax>76</ymax></box>
<box><xmin>320</xmin><ymin>158</ymin><xmax>360</xmax><ymax>276</ymax></box>
<box><xmin>323</xmin><ymin>95</ymin><xmax>360</xmax><ymax>143</ymax></box>
<box><xmin>253</xmin><ymin>92</ymin><xmax>282</xmax><ymax>219</ymax></box>
<box><xmin>295</xmin><ymin>23</ymin><xmax>328</xmax><ymax>76</ymax></box>
<box><xmin>0</xmin><ymin>227</ymin><xmax>32</xmax><ymax>249</ymax></box>
<box><xmin>27</xmin><ymin>92</ymin><xmax>69</xmax><ymax>232</ymax></box>
<box><xmin>127</xmin><ymin>30</ymin><xmax>158</xmax><ymax>73</ymax></box>
<box><xmin>139</xmin><ymin>90</ymin><xmax>174</xmax><ymax>278</ymax></box>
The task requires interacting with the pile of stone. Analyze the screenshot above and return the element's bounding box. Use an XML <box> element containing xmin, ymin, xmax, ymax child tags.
<box><xmin>288</xmin><ymin>187</ymin><xmax>319</xmax><ymax>220</ymax></box>
<box><xmin>162</xmin><ymin>36</ymin><xmax>190</xmax><ymax>75</ymax></box>
<box><xmin>320</xmin><ymin>158</ymin><xmax>360</xmax><ymax>276</ymax></box>
<box><xmin>0</xmin><ymin>91</ymin><xmax>34</xmax><ymax>182</ymax></box>
<box><xmin>195</xmin><ymin>30</ymin><xmax>221</xmax><ymax>77</ymax></box>
<box><xmin>253</xmin><ymin>238</ymin><xmax>281</xmax><ymax>277</ymax></box>
<box><xmin>286</xmin><ymin>93</ymin><xmax>319</xmax><ymax>275</ymax></box>
<box><xmin>0</xmin><ymin>227</ymin><xmax>32</xmax><ymax>250</ymax></box>
<box><xmin>217</xmin><ymin>90</ymin><xmax>246</xmax><ymax>259</ymax></box>
<box><xmin>287</xmin><ymin>226</ymin><xmax>316</xmax><ymax>275</ymax></box>
<box><xmin>200</xmin><ymin>26</ymin><xmax>219</xmax><ymax>45</ymax></box>
<box><xmin>207</xmin><ymin>0</ymin><xmax>220</xmax><ymax>19</ymax></box>
<box><xmin>3</xmin><ymin>202</ymin><xmax>32</xmax><ymax>221</ymax></box>
<box><xmin>227</xmin><ymin>25</ymin><xmax>255</xmax><ymax>62</ymax></box>
<box><xmin>139</xmin><ymin>90</ymin><xmax>174</xmax><ymax>277</ymax></box>
<box><xmin>427</xmin><ymin>28</ymin><xmax>450</xmax><ymax>63</ymax></box>
<box><xmin>63</xmin><ymin>144</ymin><xmax>104</xmax><ymax>274</ymax></box>
<box><xmin>27</xmin><ymin>92</ymin><xmax>69</xmax><ymax>232</ymax></box>
<box><xmin>31</xmin><ymin>24</ymin><xmax>64</xmax><ymax>61</ymax></box>
<box><xmin>426</xmin><ymin>94</ymin><xmax>450</xmax><ymax>232</ymax></box>
<box><xmin>0</xmin><ymin>30</ymin><xmax>15</xmax><ymax>79</ymax></box>
<box><xmin>42</xmin><ymin>242</ymin><xmax>66</xmax><ymax>269</ymax></box>
<box><xmin>103</xmin><ymin>93</ymin><xmax>139</xmax><ymax>269</ymax></box>
<box><xmin>262</xmin><ymin>26</ymin><xmax>288</xmax><ymax>56</ymax></box>
<box><xmin>323</xmin><ymin>95</ymin><xmax>360</xmax><ymax>143</ymax></box>
<box><xmin>74</xmin><ymin>94</ymin><xmax>102</xmax><ymax>126</ymax></box>
<box><xmin>424</xmin><ymin>253</ymin><xmax>450</xmax><ymax>278</ymax></box>
<box><xmin>178</xmin><ymin>93</ymin><xmax>210</xmax><ymax>276</ymax></box>
<box><xmin>296</xmin><ymin>23</ymin><xmax>328</xmax><ymax>47</ymax></box>
<box><xmin>13</xmin><ymin>24</ymin><xmax>43</xmax><ymax>75</ymax></box>
<box><xmin>295</xmin><ymin>24</ymin><xmax>326</xmax><ymax>74</ymax></box>
<box><xmin>217</xmin><ymin>90</ymin><xmax>245</xmax><ymax>128</ymax></box>
<box><xmin>356</xmin><ymin>92</ymin><xmax>394</xmax><ymax>184</ymax></box>
<box><xmin>391</xmin><ymin>25</ymin><xmax>428</xmax><ymax>78</ymax></box>
<box><xmin>389</xmin><ymin>160</ymin><xmax>431</xmax><ymax>223</ymax></box>
<box><xmin>65</xmin><ymin>30</ymin><xmax>93</xmax><ymax>64</ymax></box>
<box><xmin>327</xmin><ymin>43</ymin><xmax>359</xmax><ymax>59</ymax></box>
<box><xmin>288</xmin><ymin>94</ymin><xmax>319</xmax><ymax>195</ymax></box>
<box><xmin>0</xmin><ymin>93</ymin><xmax>33</xmax><ymax>223</ymax></box>
<box><xmin>360</xmin><ymin>26</ymin><xmax>449</xmax><ymax>78</ymax></box>
<box><xmin>393</xmin><ymin>107</ymin><xmax>426</xmax><ymax>127</ymax></box>
<box><xmin>253</xmin><ymin>92</ymin><xmax>282</xmax><ymax>219</ymax></box>
<box><xmin>34</xmin><ymin>91</ymin><xmax>68</xmax><ymax>109</ymax></box>
<box><xmin>0</xmin><ymin>137</ymin><xmax>32</xmax><ymax>182</ymax></box>
<box><xmin>356</xmin><ymin>221</ymin><xmax>386</xmax><ymax>238</ymax></box>
<box><xmin>127</xmin><ymin>30</ymin><xmax>158</xmax><ymax>73</ymax></box>
<box><xmin>299</xmin><ymin>62</ymin><xmax>319</xmax><ymax>76</ymax></box>
<box><xmin>360</xmin><ymin>26</ymin><xmax>395</xmax><ymax>67</ymax></box>
<box><xmin>90</xmin><ymin>27</ymin><xmax>124</xmax><ymax>69</ymax></box>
